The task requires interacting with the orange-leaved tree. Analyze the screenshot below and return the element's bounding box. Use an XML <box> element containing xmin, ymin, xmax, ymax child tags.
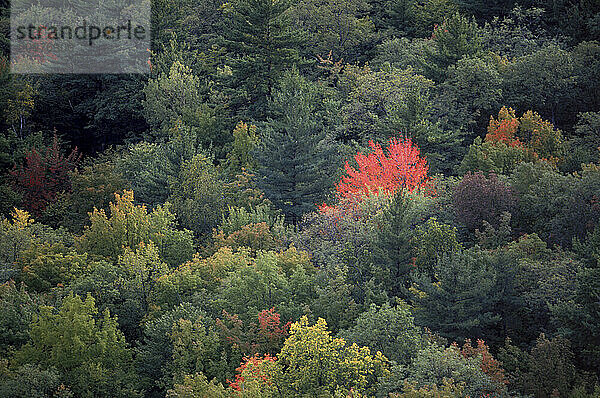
<box><xmin>227</xmin><ymin>354</ymin><xmax>277</xmax><ymax>392</ymax></box>
<box><xmin>320</xmin><ymin>137</ymin><xmax>430</xmax><ymax>212</ymax></box>
<box><xmin>485</xmin><ymin>107</ymin><xmax>523</xmax><ymax>148</ymax></box>
<box><xmin>458</xmin><ymin>339</ymin><xmax>508</xmax><ymax>389</ymax></box>
<box><xmin>485</xmin><ymin>106</ymin><xmax>564</xmax><ymax>165</ymax></box>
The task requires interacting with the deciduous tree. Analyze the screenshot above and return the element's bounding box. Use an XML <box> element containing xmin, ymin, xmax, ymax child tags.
<box><xmin>14</xmin><ymin>293</ymin><xmax>138</xmax><ymax>397</ymax></box>
<box><xmin>77</xmin><ymin>190</ymin><xmax>194</xmax><ymax>266</ymax></box>
<box><xmin>10</xmin><ymin>135</ymin><xmax>81</xmax><ymax>217</ymax></box>
<box><xmin>327</xmin><ymin>137</ymin><xmax>429</xmax><ymax>208</ymax></box>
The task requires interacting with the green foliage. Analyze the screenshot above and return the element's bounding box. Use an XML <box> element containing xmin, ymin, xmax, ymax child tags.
<box><xmin>292</xmin><ymin>0</ymin><xmax>375</xmax><ymax>62</ymax></box>
<box><xmin>373</xmin><ymin>37</ymin><xmax>432</xmax><ymax>73</ymax></box>
<box><xmin>223</xmin><ymin>0</ymin><xmax>301</xmax><ymax>119</ymax></box>
<box><xmin>167</xmin><ymin>315</ymin><xmax>230</xmax><ymax>387</ymax></box>
<box><xmin>118</xmin><ymin>243</ymin><xmax>169</xmax><ymax>312</ymax></box>
<box><xmin>168</xmin><ymin>153</ymin><xmax>227</xmax><ymax>238</ymax></box>
<box><xmin>411</xmin><ymin>0</ymin><xmax>459</xmax><ymax>37</ymax></box>
<box><xmin>0</xmin><ymin>208</ymin><xmax>73</xmax><ymax>282</ymax></box>
<box><xmin>211</xmin><ymin>222</ymin><xmax>283</xmax><ymax>254</ymax></box>
<box><xmin>553</xmin><ymin>266</ymin><xmax>600</xmax><ymax>374</ymax></box>
<box><xmin>3</xmin><ymin>0</ymin><xmax>600</xmax><ymax>394</ymax></box>
<box><xmin>480</xmin><ymin>7</ymin><xmax>558</xmax><ymax>58</ymax></box>
<box><xmin>411</xmin><ymin>248</ymin><xmax>502</xmax><ymax>343</ymax></box>
<box><xmin>459</xmin><ymin>136</ymin><xmax>534</xmax><ymax>175</ymax></box>
<box><xmin>3</xmin><ymin>78</ymin><xmax>36</xmax><ymax>138</ymax></box>
<box><xmin>521</xmin><ymin>334</ymin><xmax>578</xmax><ymax>398</ymax></box>
<box><xmin>255</xmin><ymin>69</ymin><xmax>340</xmax><ymax>222</ymax></box>
<box><xmin>510</xmin><ymin>161</ymin><xmax>600</xmax><ymax>246</ymax></box>
<box><xmin>217</xmin><ymin>204</ymin><xmax>285</xmax><ymax>238</ymax></box>
<box><xmin>224</xmin><ymin>121</ymin><xmax>259</xmax><ymax>176</ymax></box>
<box><xmin>115</xmin><ymin>142</ymin><xmax>176</xmax><ymax>207</ymax></box>
<box><xmin>456</xmin><ymin>0</ymin><xmax>514</xmax><ymax>20</ymax></box>
<box><xmin>565</xmin><ymin>112</ymin><xmax>600</xmax><ymax>170</ymax></box>
<box><xmin>216</xmin><ymin>248</ymin><xmax>317</xmax><ymax>323</ymax></box>
<box><xmin>309</xmin><ymin>265</ymin><xmax>368</xmax><ymax>333</ymax></box>
<box><xmin>503</xmin><ymin>44</ymin><xmax>576</xmax><ymax>126</ymax></box>
<box><xmin>14</xmin><ymin>293</ymin><xmax>139</xmax><ymax>397</ymax></box>
<box><xmin>135</xmin><ymin>303</ymin><xmax>211</xmax><ymax>396</ymax></box>
<box><xmin>67</xmin><ymin>258</ymin><xmax>143</xmax><ymax>342</ymax></box>
<box><xmin>424</xmin><ymin>13</ymin><xmax>482</xmax><ymax>81</ymax></box>
<box><xmin>0</xmin><ymin>362</ymin><xmax>73</xmax><ymax>398</ymax></box>
<box><xmin>437</xmin><ymin>55</ymin><xmax>503</xmax><ymax>136</ymax></box>
<box><xmin>339</xmin><ymin>301</ymin><xmax>425</xmax><ymax>365</ymax></box>
<box><xmin>475</xmin><ymin>212</ymin><xmax>513</xmax><ymax>249</ymax></box>
<box><xmin>0</xmin><ymin>280</ymin><xmax>37</xmax><ymax>356</ymax></box>
<box><xmin>294</xmin><ymin>193</ymin><xmax>378</xmax><ymax>271</ymax></box>
<box><xmin>414</xmin><ymin>217</ymin><xmax>461</xmax><ymax>276</ymax></box>
<box><xmin>499</xmin><ymin>334</ymin><xmax>583</xmax><ymax>397</ymax></box>
<box><xmin>389</xmin><ymin>379</ymin><xmax>465</xmax><ymax>398</ymax></box>
<box><xmin>150</xmin><ymin>247</ymin><xmax>251</xmax><ymax>310</ymax></box>
<box><xmin>573</xmin><ymin>41</ymin><xmax>600</xmax><ymax>113</ymax></box>
<box><xmin>402</xmin><ymin>343</ymin><xmax>500</xmax><ymax>396</ymax></box>
<box><xmin>16</xmin><ymin>242</ymin><xmax>88</xmax><ymax>292</ymax></box>
<box><xmin>503</xmin><ymin>234</ymin><xmax>581</xmax><ymax>343</ymax></box>
<box><xmin>143</xmin><ymin>61</ymin><xmax>218</xmax><ymax>149</ymax></box>
<box><xmin>371</xmin><ymin>192</ymin><xmax>423</xmax><ymax>298</ymax></box>
<box><xmin>218</xmin><ymin>251</ymin><xmax>289</xmax><ymax>318</ymax></box>
<box><xmin>459</xmin><ymin>106</ymin><xmax>565</xmax><ymax>174</ymax></box>
<box><xmin>339</xmin><ymin>67</ymin><xmax>465</xmax><ymax>174</ymax></box>
<box><xmin>375</xmin><ymin>0</ymin><xmax>415</xmax><ymax>36</ymax></box>
<box><xmin>0</xmin><ymin>208</ymin><xmax>37</xmax><ymax>281</ymax></box>
<box><xmin>339</xmin><ymin>66</ymin><xmax>437</xmax><ymax>144</ymax></box>
<box><xmin>61</xmin><ymin>159</ymin><xmax>129</xmax><ymax>232</ymax></box>
<box><xmin>166</xmin><ymin>373</ymin><xmax>228</xmax><ymax>398</ymax></box>
<box><xmin>574</xmin><ymin>222</ymin><xmax>600</xmax><ymax>269</ymax></box>
<box><xmin>144</xmin><ymin>61</ymin><xmax>204</xmax><ymax>130</ymax></box>
<box><xmin>221</xmin><ymin>170</ymin><xmax>272</xmax><ymax>211</ymax></box>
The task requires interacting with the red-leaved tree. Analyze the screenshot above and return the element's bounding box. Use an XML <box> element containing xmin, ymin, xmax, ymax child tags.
<box><xmin>216</xmin><ymin>308</ymin><xmax>290</xmax><ymax>356</ymax></box>
<box><xmin>10</xmin><ymin>135</ymin><xmax>81</xmax><ymax>216</ymax></box>
<box><xmin>257</xmin><ymin>308</ymin><xmax>291</xmax><ymax>353</ymax></box>
<box><xmin>320</xmin><ymin>137</ymin><xmax>430</xmax><ymax>212</ymax></box>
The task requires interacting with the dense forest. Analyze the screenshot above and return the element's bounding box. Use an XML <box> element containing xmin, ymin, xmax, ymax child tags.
<box><xmin>1</xmin><ymin>0</ymin><xmax>600</xmax><ymax>396</ymax></box>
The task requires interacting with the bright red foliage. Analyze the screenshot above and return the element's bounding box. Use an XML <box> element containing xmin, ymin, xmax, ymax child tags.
<box><xmin>321</xmin><ymin>137</ymin><xmax>429</xmax><ymax>212</ymax></box>
<box><xmin>10</xmin><ymin>135</ymin><xmax>81</xmax><ymax>216</ymax></box>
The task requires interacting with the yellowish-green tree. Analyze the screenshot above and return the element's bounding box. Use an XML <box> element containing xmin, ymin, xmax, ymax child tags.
<box><xmin>77</xmin><ymin>190</ymin><xmax>194</xmax><ymax>266</ymax></box>
<box><xmin>273</xmin><ymin>316</ymin><xmax>389</xmax><ymax>396</ymax></box>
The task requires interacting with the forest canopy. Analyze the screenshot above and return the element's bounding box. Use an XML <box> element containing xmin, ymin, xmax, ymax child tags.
<box><xmin>1</xmin><ymin>0</ymin><xmax>600</xmax><ymax>396</ymax></box>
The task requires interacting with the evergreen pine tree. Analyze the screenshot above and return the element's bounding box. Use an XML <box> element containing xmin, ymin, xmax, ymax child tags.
<box><xmin>412</xmin><ymin>248</ymin><xmax>503</xmax><ymax>343</ymax></box>
<box><xmin>371</xmin><ymin>192</ymin><xmax>416</xmax><ymax>298</ymax></box>
<box><xmin>223</xmin><ymin>0</ymin><xmax>302</xmax><ymax>120</ymax></box>
<box><xmin>255</xmin><ymin>69</ymin><xmax>339</xmax><ymax>223</ymax></box>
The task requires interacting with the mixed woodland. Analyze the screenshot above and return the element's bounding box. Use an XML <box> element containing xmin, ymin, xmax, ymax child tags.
<box><xmin>1</xmin><ymin>0</ymin><xmax>600</xmax><ymax>396</ymax></box>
